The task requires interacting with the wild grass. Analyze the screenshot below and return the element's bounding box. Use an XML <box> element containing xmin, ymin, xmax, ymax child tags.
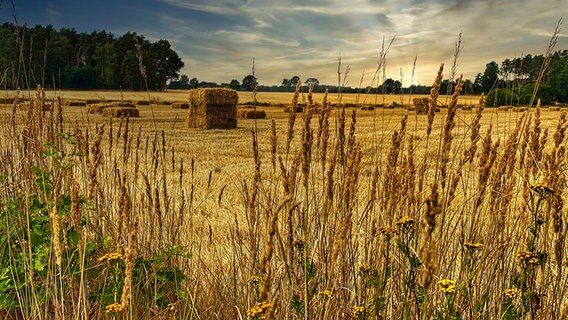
<box><xmin>1</xmin><ymin>73</ymin><xmax>568</xmax><ymax>320</ymax></box>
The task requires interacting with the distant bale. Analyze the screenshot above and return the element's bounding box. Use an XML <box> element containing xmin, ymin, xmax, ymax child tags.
<box><xmin>550</xmin><ymin>107</ymin><xmax>561</xmax><ymax>111</ymax></box>
<box><xmin>85</xmin><ymin>99</ymin><xmax>101</xmax><ymax>104</ymax></box>
<box><xmin>17</xmin><ymin>101</ymin><xmax>51</xmax><ymax>111</ymax></box>
<box><xmin>187</xmin><ymin>88</ymin><xmax>238</xmax><ymax>129</ymax></box>
<box><xmin>102</xmin><ymin>107</ymin><xmax>140</xmax><ymax>118</ymax></box>
<box><xmin>461</xmin><ymin>105</ymin><xmax>473</xmax><ymax>111</ymax></box>
<box><xmin>157</xmin><ymin>100</ymin><xmax>173</xmax><ymax>105</ymax></box>
<box><xmin>0</xmin><ymin>97</ymin><xmax>16</xmax><ymax>104</ymax></box>
<box><xmin>171</xmin><ymin>102</ymin><xmax>190</xmax><ymax>109</ymax></box>
<box><xmin>513</xmin><ymin>107</ymin><xmax>528</xmax><ymax>112</ymax></box>
<box><xmin>406</xmin><ymin>106</ymin><xmax>417</xmax><ymax>112</ymax></box>
<box><xmin>498</xmin><ymin>105</ymin><xmax>512</xmax><ymax>111</ymax></box>
<box><xmin>413</xmin><ymin>97</ymin><xmax>430</xmax><ymax>114</ymax></box>
<box><xmin>284</xmin><ymin>105</ymin><xmax>305</xmax><ymax>113</ymax></box>
<box><xmin>238</xmin><ymin>109</ymin><xmax>266</xmax><ymax>119</ymax></box>
<box><xmin>111</xmin><ymin>101</ymin><xmax>136</xmax><ymax>108</ymax></box>
<box><xmin>360</xmin><ymin>105</ymin><xmax>375</xmax><ymax>111</ymax></box>
<box><xmin>64</xmin><ymin>100</ymin><xmax>87</xmax><ymax>107</ymax></box>
<box><xmin>88</xmin><ymin>103</ymin><xmax>115</xmax><ymax>114</ymax></box>
<box><xmin>136</xmin><ymin>100</ymin><xmax>151</xmax><ymax>106</ymax></box>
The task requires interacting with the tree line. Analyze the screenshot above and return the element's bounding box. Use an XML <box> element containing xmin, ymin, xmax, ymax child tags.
<box><xmin>1</xmin><ymin>23</ymin><xmax>566</xmax><ymax>104</ymax></box>
<box><xmin>0</xmin><ymin>23</ymin><xmax>183</xmax><ymax>91</ymax></box>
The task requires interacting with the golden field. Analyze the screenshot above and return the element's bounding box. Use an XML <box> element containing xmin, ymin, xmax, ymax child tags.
<box><xmin>1</xmin><ymin>87</ymin><xmax>568</xmax><ymax>319</ymax></box>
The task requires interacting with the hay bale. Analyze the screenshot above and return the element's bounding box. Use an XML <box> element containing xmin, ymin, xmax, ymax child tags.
<box><xmin>461</xmin><ymin>105</ymin><xmax>473</xmax><ymax>111</ymax></box>
<box><xmin>0</xmin><ymin>97</ymin><xmax>16</xmax><ymax>104</ymax></box>
<box><xmin>412</xmin><ymin>97</ymin><xmax>430</xmax><ymax>114</ymax></box>
<box><xmin>238</xmin><ymin>109</ymin><xmax>266</xmax><ymax>119</ymax></box>
<box><xmin>359</xmin><ymin>105</ymin><xmax>375</xmax><ymax>111</ymax></box>
<box><xmin>88</xmin><ymin>103</ymin><xmax>113</xmax><ymax>114</ymax></box>
<box><xmin>284</xmin><ymin>105</ymin><xmax>305</xmax><ymax>113</ymax></box>
<box><xmin>158</xmin><ymin>100</ymin><xmax>173</xmax><ymax>105</ymax></box>
<box><xmin>406</xmin><ymin>106</ymin><xmax>416</xmax><ymax>112</ymax></box>
<box><xmin>171</xmin><ymin>102</ymin><xmax>190</xmax><ymax>109</ymax></box>
<box><xmin>86</xmin><ymin>99</ymin><xmax>101</xmax><ymax>104</ymax></box>
<box><xmin>498</xmin><ymin>105</ymin><xmax>512</xmax><ymax>111</ymax></box>
<box><xmin>64</xmin><ymin>100</ymin><xmax>87</xmax><ymax>107</ymax></box>
<box><xmin>136</xmin><ymin>100</ymin><xmax>151</xmax><ymax>106</ymax></box>
<box><xmin>111</xmin><ymin>101</ymin><xmax>136</xmax><ymax>108</ymax></box>
<box><xmin>102</xmin><ymin>107</ymin><xmax>140</xmax><ymax>118</ymax></box>
<box><xmin>187</xmin><ymin>88</ymin><xmax>238</xmax><ymax>129</ymax></box>
<box><xmin>513</xmin><ymin>107</ymin><xmax>528</xmax><ymax>112</ymax></box>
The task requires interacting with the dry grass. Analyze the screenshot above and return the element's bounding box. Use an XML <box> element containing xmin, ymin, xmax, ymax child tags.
<box><xmin>1</xmin><ymin>84</ymin><xmax>568</xmax><ymax>319</ymax></box>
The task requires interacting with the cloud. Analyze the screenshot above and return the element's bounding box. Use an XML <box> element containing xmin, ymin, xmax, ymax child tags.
<box><xmin>142</xmin><ymin>0</ymin><xmax>566</xmax><ymax>86</ymax></box>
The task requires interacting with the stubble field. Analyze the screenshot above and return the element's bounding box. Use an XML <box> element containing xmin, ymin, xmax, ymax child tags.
<box><xmin>1</xmin><ymin>88</ymin><xmax>568</xmax><ymax>319</ymax></box>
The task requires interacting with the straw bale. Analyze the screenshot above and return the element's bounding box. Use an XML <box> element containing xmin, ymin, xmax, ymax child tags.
<box><xmin>512</xmin><ymin>107</ymin><xmax>528</xmax><ymax>112</ymax></box>
<box><xmin>498</xmin><ymin>105</ymin><xmax>512</xmax><ymax>111</ymax></box>
<box><xmin>284</xmin><ymin>105</ymin><xmax>305</xmax><ymax>113</ymax></box>
<box><xmin>136</xmin><ymin>100</ymin><xmax>151</xmax><ymax>106</ymax></box>
<box><xmin>238</xmin><ymin>109</ymin><xmax>266</xmax><ymax>119</ymax></box>
<box><xmin>0</xmin><ymin>98</ymin><xmax>16</xmax><ymax>104</ymax></box>
<box><xmin>64</xmin><ymin>100</ymin><xmax>87</xmax><ymax>107</ymax></box>
<box><xmin>187</xmin><ymin>88</ymin><xmax>238</xmax><ymax>129</ymax></box>
<box><xmin>550</xmin><ymin>107</ymin><xmax>560</xmax><ymax>111</ymax></box>
<box><xmin>102</xmin><ymin>107</ymin><xmax>140</xmax><ymax>118</ymax></box>
<box><xmin>359</xmin><ymin>105</ymin><xmax>375</xmax><ymax>111</ymax></box>
<box><xmin>86</xmin><ymin>99</ymin><xmax>101</xmax><ymax>104</ymax></box>
<box><xmin>461</xmin><ymin>105</ymin><xmax>473</xmax><ymax>111</ymax></box>
<box><xmin>88</xmin><ymin>103</ymin><xmax>113</xmax><ymax>114</ymax></box>
<box><xmin>111</xmin><ymin>101</ymin><xmax>135</xmax><ymax>108</ymax></box>
<box><xmin>171</xmin><ymin>102</ymin><xmax>190</xmax><ymax>109</ymax></box>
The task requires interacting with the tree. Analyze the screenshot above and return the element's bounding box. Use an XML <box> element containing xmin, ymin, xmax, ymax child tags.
<box><xmin>146</xmin><ymin>39</ymin><xmax>184</xmax><ymax>91</ymax></box>
<box><xmin>480</xmin><ymin>61</ymin><xmax>499</xmax><ymax>93</ymax></box>
<box><xmin>547</xmin><ymin>57</ymin><xmax>568</xmax><ymax>102</ymax></box>
<box><xmin>305</xmin><ymin>78</ymin><xmax>319</xmax><ymax>86</ymax></box>
<box><xmin>241</xmin><ymin>74</ymin><xmax>257</xmax><ymax>91</ymax></box>
<box><xmin>289</xmin><ymin>75</ymin><xmax>300</xmax><ymax>88</ymax></box>
<box><xmin>189</xmin><ymin>77</ymin><xmax>199</xmax><ymax>89</ymax></box>
<box><xmin>229</xmin><ymin>79</ymin><xmax>241</xmax><ymax>90</ymax></box>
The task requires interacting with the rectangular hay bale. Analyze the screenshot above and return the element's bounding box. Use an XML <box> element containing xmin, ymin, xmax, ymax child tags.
<box><xmin>171</xmin><ymin>102</ymin><xmax>190</xmax><ymax>109</ymax></box>
<box><xmin>238</xmin><ymin>109</ymin><xmax>266</xmax><ymax>119</ymax></box>
<box><xmin>187</xmin><ymin>88</ymin><xmax>238</xmax><ymax>129</ymax></box>
<box><xmin>102</xmin><ymin>107</ymin><xmax>140</xmax><ymax>118</ymax></box>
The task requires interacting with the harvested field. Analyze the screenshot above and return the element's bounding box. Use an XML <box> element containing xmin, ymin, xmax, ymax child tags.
<box><xmin>101</xmin><ymin>106</ymin><xmax>140</xmax><ymax>117</ymax></box>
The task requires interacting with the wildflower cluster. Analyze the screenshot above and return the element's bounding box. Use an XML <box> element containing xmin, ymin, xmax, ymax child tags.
<box><xmin>98</xmin><ymin>252</ymin><xmax>123</xmax><ymax>263</ymax></box>
<box><xmin>319</xmin><ymin>289</ymin><xmax>331</xmax><ymax>298</ymax></box>
<box><xmin>397</xmin><ymin>216</ymin><xmax>416</xmax><ymax>228</ymax></box>
<box><xmin>248</xmin><ymin>275</ymin><xmax>261</xmax><ymax>285</ymax></box>
<box><xmin>504</xmin><ymin>288</ymin><xmax>520</xmax><ymax>300</ymax></box>
<box><xmin>530</xmin><ymin>182</ymin><xmax>554</xmax><ymax>198</ymax></box>
<box><xmin>293</xmin><ymin>239</ymin><xmax>305</xmax><ymax>250</ymax></box>
<box><xmin>246</xmin><ymin>301</ymin><xmax>272</xmax><ymax>319</ymax></box>
<box><xmin>464</xmin><ymin>242</ymin><xmax>484</xmax><ymax>251</ymax></box>
<box><xmin>358</xmin><ymin>263</ymin><xmax>372</xmax><ymax>274</ymax></box>
<box><xmin>516</xmin><ymin>250</ymin><xmax>538</xmax><ymax>265</ymax></box>
<box><xmin>105</xmin><ymin>302</ymin><xmax>124</xmax><ymax>314</ymax></box>
<box><xmin>352</xmin><ymin>304</ymin><xmax>366</xmax><ymax>317</ymax></box>
<box><xmin>438</xmin><ymin>279</ymin><xmax>456</xmax><ymax>294</ymax></box>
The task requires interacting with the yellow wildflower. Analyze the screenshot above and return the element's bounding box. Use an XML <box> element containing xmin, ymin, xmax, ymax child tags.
<box><xmin>438</xmin><ymin>279</ymin><xmax>456</xmax><ymax>294</ymax></box>
<box><xmin>293</xmin><ymin>239</ymin><xmax>306</xmax><ymax>250</ymax></box>
<box><xmin>105</xmin><ymin>302</ymin><xmax>124</xmax><ymax>314</ymax></box>
<box><xmin>98</xmin><ymin>252</ymin><xmax>123</xmax><ymax>263</ymax></box>
<box><xmin>358</xmin><ymin>263</ymin><xmax>372</xmax><ymax>274</ymax></box>
<box><xmin>516</xmin><ymin>250</ymin><xmax>534</xmax><ymax>264</ymax></box>
<box><xmin>319</xmin><ymin>289</ymin><xmax>331</xmax><ymax>298</ymax></box>
<box><xmin>352</xmin><ymin>304</ymin><xmax>365</xmax><ymax>317</ymax></box>
<box><xmin>248</xmin><ymin>275</ymin><xmax>261</xmax><ymax>285</ymax></box>
<box><xmin>246</xmin><ymin>301</ymin><xmax>272</xmax><ymax>318</ymax></box>
<box><xmin>464</xmin><ymin>242</ymin><xmax>484</xmax><ymax>251</ymax></box>
<box><xmin>530</xmin><ymin>182</ymin><xmax>554</xmax><ymax>198</ymax></box>
<box><xmin>397</xmin><ymin>216</ymin><xmax>416</xmax><ymax>228</ymax></box>
<box><xmin>504</xmin><ymin>288</ymin><xmax>520</xmax><ymax>300</ymax></box>
<box><xmin>167</xmin><ymin>302</ymin><xmax>177</xmax><ymax>311</ymax></box>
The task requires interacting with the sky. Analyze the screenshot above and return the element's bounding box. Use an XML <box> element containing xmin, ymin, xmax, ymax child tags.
<box><xmin>0</xmin><ymin>0</ymin><xmax>566</xmax><ymax>86</ymax></box>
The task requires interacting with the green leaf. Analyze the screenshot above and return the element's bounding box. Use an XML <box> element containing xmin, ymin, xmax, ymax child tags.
<box><xmin>67</xmin><ymin>228</ymin><xmax>80</xmax><ymax>246</ymax></box>
<box><xmin>290</xmin><ymin>295</ymin><xmax>305</xmax><ymax>316</ymax></box>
